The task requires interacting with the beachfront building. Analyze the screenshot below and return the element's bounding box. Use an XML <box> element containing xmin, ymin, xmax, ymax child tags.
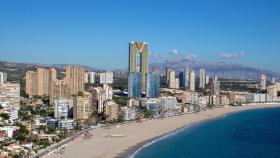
<box><xmin>146</xmin><ymin>73</ymin><xmax>160</xmax><ymax>98</ymax></box>
<box><xmin>182</xmin><ymin>91</ymin><xmax>199</xmax><ymax>105</ymax></box>
<box><xmin>128</xmin><ymin>72</ymin><xmax>142</xmax><ymax>98</ymax></box>
<box><xmin>160</xmin><ymin>96</ymin><xmax>181</xmax><ymax>117</ymax></box>
<box><xmin>104</xmin><ymin>100</ymin><xmax>119</xmax><ymax>121</ymax></box>
<box><xmin>142</xmin><ymin>98</ymin><xmax>161</xmax><ymax>118</ymax></box>
<box><xmin>54</xmin><ymin>98</ymin><xmax>69</xmax><ymax>120</ymax></box>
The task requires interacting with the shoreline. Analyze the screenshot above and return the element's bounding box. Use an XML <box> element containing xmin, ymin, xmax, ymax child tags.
<box><xmin>121</xmin><ymin>105</ymin><xmax>280</xmax><ymax>158</ymax></box>
<box><xmin>45</xmin><ymin>103</ymin><xmax>280</xmax><ymax>158</ymax></box>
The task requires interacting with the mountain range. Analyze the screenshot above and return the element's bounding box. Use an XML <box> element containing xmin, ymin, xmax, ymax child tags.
<box><xmin>0</xmin><ymin>60</ymin><xmax>279</xmax><ymax>81</ymax></box>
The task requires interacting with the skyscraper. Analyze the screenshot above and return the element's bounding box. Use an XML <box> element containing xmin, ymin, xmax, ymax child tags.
<box><xmin>128</xmin><ymin>72</ymin><xmax>142</xmax><ymax>98</ymax></box>
<box><xmin>260</xmin><ymin>74</ymin><xmax>267</xmax><ymax>90</ymax></box>
<box><xmin>199</xmin><ymin>69</ymin><xmax>206</xmax><ymax>89</ymax></box>
<box><xmin>166</xmin><ymin>68</ymin><xmax>172</xmax><ymax>86</ymax></box>
<box><xmin>25</xmin><ymin>70</ymin><xmax>38</xmax><ymax>96</ymax></box>
<box><xmin>129</xmin><ymin>41</ymin><xmax>148</xmax><ymax>92</ymax></box>
<box><xmin>88</xmin><ymin>72</ymin><xmax>96</xmax><ymax>84</ymax></box>
<box><xmin>168</xmin><ymin>69</ymin><xmax>176</xmax><ymax>89</ymax></box>
<box><xmin>25</xmin><ymin>68</ymin><xmax>57</xmax><ymax>97</ymax></box>
<box><xmin>146</xmin><ymin>73</ymin><xmax>160</xmax><ymax>98</ymax></box>
<box><xmin>179</xmin><ymin>67</ymin><xmax>190</xmax><ymax>88</ymax></box>
<box><xmin>189</xmin><ymin>70</ymin><xmax>196</xmax><ymax>91</ymax></box>
<box><xmin>65</xmin><ymin>65</ymin><xmax>85</xmax><ymax>95</ymax></box>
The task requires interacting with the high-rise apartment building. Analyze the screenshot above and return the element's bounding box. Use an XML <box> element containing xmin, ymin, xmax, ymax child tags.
<box><xmin>179</xmin><ymin>68</ymin><xmax>190</xmax><ymax>88</ymax></box>
<box><xmin>199</xmin><ymin>69</ymin><xmax>206</xmax><ymax>89</ymax></box>
<box><xmin>189</xmin><ymin>70</ymin><xmax>196</xmax><ymax>91</ymax></box>
<box><xmin>88</xmin><ymin>72</ymin><xmax>96</xmax><ymax>84</ymax></box>
<box><xmin>25</xmin><ymin>68</ymin><xmax>57</xmax><ymax>97</ymax></box>
<box><xmin>128</xmin><ymin>72</ymin><xmax>142</xmax><ymax>98</ymax></box>
<box><xmin>166</xmin><ymin>68</ymin><xmax>172</xmax><ymax>86</ymax></box>
<box><xmin>73</xmin><ymin>93</ymin><xmax>92</xmax><ymax>121</ymax></box>
<box><xmin>0</xmin><ymin>72</ymin><xmax>7</xmax><ymax>84</ymax></box>
<box><xmin>104</xmin><ymin>100</ymin><xmax>119</xmax><ymax>121</ymax></box>
<box><xmin>146</xmin><ymin>73</ymin><xmax>160</xmax><ymax>98</ymax></box>
<box><xmin>129</xmin><ymin>41</ymin><xmax>148</xmax><ymax>92</ymax></box>
<box><xmin>168</xmin><ymin>69</ymin><xmax>176</xmax><ymax>89</ymax></box>
<box><xmin>65</xmin><ymin>65</ymin><xmax>85</xmax><ymax>95</ymax></box>
<box><xmin>260</xmin><ymin>74</ymin><xmax>267</xmax><ymax>90</ymax></box>
<box><xmin>91</xmin><ymin>87</ymin><xmax>106</xmax><ymax>113</ymax></box>
<box><xmin>0</xmin><ymin>83</ymin><xmax>20</xmax><ymax>109</ymax></box>
<box><xmin>100</xmin><ymin>71</ymin><xmax>114</xmax><ymax>84</ymax></box>
<box><xmin>25</xmin><ymin>71</ymin><xmax>38</xmax><ymax>96</ymax></box>
<box><xmin>54</xmin><ymin>98</ymin><xmax>69</xmax><ymax>119</ymax></box>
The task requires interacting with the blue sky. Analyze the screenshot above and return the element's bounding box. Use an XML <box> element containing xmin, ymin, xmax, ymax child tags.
<box><xmin>0</xmin><ymin>0</ymin><xmax>279</xmax><ymax>71</ymax></box>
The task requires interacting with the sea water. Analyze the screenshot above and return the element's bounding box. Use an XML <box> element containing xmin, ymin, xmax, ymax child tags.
<box><xmin>132</xmin><ymin>107</ymin><xmax>280</xmax><ymax>158</ymax></box>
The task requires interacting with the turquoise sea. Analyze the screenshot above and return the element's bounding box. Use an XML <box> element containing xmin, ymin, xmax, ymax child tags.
<box><xmin>131</xmin><ymin>106</ymin><xmax>280</xmax><ymax>158</ymax></box>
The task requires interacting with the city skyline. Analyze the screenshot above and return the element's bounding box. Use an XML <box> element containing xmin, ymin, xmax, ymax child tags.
<box><xmin>1</xmin><ymin>0</ymin><xmax>280</xmax><ymax>72</ymax></box>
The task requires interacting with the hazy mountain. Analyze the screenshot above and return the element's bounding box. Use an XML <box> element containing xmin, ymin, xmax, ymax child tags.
<box><xmin>149</xmin><ymin>59</ymin><xmax>280</xmax><ymax>80</ymax></box>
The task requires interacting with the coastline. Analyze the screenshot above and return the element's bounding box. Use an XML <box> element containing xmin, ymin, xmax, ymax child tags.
<box><xmin>45</xmin><ymin>103</ymin><xmax>280</xmax><ymax>158</ymax></box>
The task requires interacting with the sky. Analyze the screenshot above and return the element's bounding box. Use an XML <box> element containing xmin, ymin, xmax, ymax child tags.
<box><xmin>0</xmin><ymin>0</ymin><xmax>279</xmax><ymax>71</ymax></box>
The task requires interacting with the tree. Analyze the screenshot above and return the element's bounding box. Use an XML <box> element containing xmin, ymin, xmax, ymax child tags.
<box><xmin>0</xmin><ymin>113</ymin><xmax>10</xmax><ymax>120</ymax></box>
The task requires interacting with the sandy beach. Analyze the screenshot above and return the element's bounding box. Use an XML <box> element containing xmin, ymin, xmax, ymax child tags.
<box><xmin>45</xmin><ymin>104</ymin><xmax>280</xmax><ymax>158</ymax></box>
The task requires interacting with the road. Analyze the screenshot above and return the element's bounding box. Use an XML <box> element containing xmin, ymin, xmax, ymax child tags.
<box><xmin>32</xmin><ymin>127</ymin><xmax>93</xmax><ymax>158</ymax></box>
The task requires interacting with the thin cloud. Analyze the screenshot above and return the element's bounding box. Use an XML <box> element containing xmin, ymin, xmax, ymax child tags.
<box><xmin>184</xmin><ymin>54</ymin><xmax>198</xmax><ymax>60</ymax></box>
<box><xmin>169</xmin><ymin>49</ymin><xmax>181</xmax><ymax>56</ymax></box>
<box><xmin>219</xmin><ymin>51</ymin><xmax>245</xmax><ymax>59</ymax></box>
<box><xmin>150</xmin><ymin>52</ymin><xmax>167</xmax><ymax>58</ymax></box>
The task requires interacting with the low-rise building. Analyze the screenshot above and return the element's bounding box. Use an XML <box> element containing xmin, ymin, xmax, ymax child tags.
<box><xmin>0</xmin><ymin>126</ymin><xmax>19</xmax><ymax>138</ymax></box>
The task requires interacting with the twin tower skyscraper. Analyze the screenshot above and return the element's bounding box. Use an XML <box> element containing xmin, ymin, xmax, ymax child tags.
<box><xmin>128</xmin><ymin>41</ymin><xmax>160</xmax><ymax>98</ymax></box>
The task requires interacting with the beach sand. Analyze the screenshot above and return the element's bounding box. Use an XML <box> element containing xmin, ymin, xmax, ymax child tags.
<box><xmin>45</xmin><ymin>104</ymin><xmax>280</xmax><ymax>158</ymax></box>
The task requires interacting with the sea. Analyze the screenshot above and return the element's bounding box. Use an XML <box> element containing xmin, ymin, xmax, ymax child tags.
<box><xmin>131</xmin><ymin>107</ymin><xmax>280</xmax><ymax>158</ymax></box>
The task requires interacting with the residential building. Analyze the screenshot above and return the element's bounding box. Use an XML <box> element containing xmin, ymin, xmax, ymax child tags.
<box><xmin>142</xmin><ymin>98</ymin><xmax>161</xmax><ymax>118</ymax></box>
<box><xmin>65</xmin><ymin>65</ymin><xmax>85</xmax><ymax>95</ymax></box>
<box><xmin>54</xmin><ymin>98</ymin><xmax>69</xmax><ymax>119</ymax></box>
<box><xmin>189</xmin><ymin>70</ymin><xmax>196</xmax><ymax>91</ymax></box>
<box><xmin>104</xmin><ymin>100</ymin><xmax>119</xmax><ymax>121</ymax></box>
<box><xmin>260</xmin><ymin>74</ymin><xmax>267</xmax><ymax>90</ymax></box>
<box><xmin>0</xmin><ymin>126</ymin><xmax>19</xmax><ymax>138</ymax></box>
<box><xmin>168</xmin><ymin>69</ymin><xmax>176</xmax><ymax>89</ymax></box>
<box><xmin>0</xmin><ymin>72</ymin><xmax>7</xmax><ymax>84</ymax></box>
<box><xmin>0</xmin><ymin>83</ymin><xmax>20</xmax><ymax>109</ymax></box>
<box><xmin>146</xmin><ymin>73</ymin><xmax>160</xmax><ymax>98</ymax></box>
<box><xmin>57</xmin><ymin>119</ymin><xmax>75</xmax><ymax>130</ymax></box>
<box><xmin>182</xmin><ymin>91</ymin><xmax>199</xmax><ymax>104</ymax></box>
<box><xmin>179</xmin><ymin>67</ymin><xmax>190</xmax><ymax>88</ymax></box>
<box><xmin>267</xmin><ymin>82</ymin><xmax>280</xmax><ymax>98</ymax></box>
<box><xmin>166</xmin><ymin>68</ymin><xmax>173</xmax><ymax>86</ymax></box>
<box><xmin>160</xmin><ymin>96</ymin><xmax>180</xmax><ymax>117</ymax></box>
<box><xmin>129</xmin><ymin>41</ymin><xmax>148</xmax><ymax>92</ymax></box>
<box><xmin>128</xmin><ymin>72</ymin><xmax>142</xmax><ymax>98</ymax></box>
<box><xmin>91</xmin><ymin>87</ymin><xmax>106</xmax><ymax>113</ymax></box>
<box><xmin>199</xmin><ymin>69</ymin><xmax>206</xmax><ymax>89</ymax></box>
<box><xmin>88</xmin><ymin>72</ymin><xmax>96</xmax><ymax>83</ymax></box>
<box><xmin>73</xmin><ymin>93</ymin><xmax>92</xmax><ymax>121</ymax></box>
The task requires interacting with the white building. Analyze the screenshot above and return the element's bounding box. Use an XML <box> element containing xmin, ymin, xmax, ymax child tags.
<box><xmin>57</xmin><ymin>119</ymin><xmax>75</xmax><ymax>130</ymax></box>
<box><xmin>160</xmin><ymin>96</ymin><xmax>180</xmax><ymax>117</ymax></box>
<box><xmin>199</xmin><ymin>69</ymin><xmax>206</xmax><ymax>89</ymax></box>
<box><xmin>260</xmin><ymin>74</ymin><xmax>267</xmax><ymax>90</ymax></box>
<box><xmin>182</xmin><ymin>91</ymin><xmax>199</xmax><ymax>104</ymax></box>
<box><xmin>0</xmin><ymin>126</ymin><xmax>19</xmax><ymax>138</ymax></box>
<box><xmin>168</xmin><ymin>70</ymin><xmax>176</xmax><ymax>89</ymax></box>
<box><xmin>54</xmin><ymin>98</ymin><xmax>69</xmax><ymax>119</ymax></box>
<box><xmin>0</xmin><ymin>72</ymin><xmax>7</xmax><ymax>84</ymax></box>
<box><xmin>0</xmin><ymin>83</ymin><xmax>20</xmax><ymax>109</ymax></box>
<box><xmin>189</xmin><ymin>70</ymin><xmax>196</xmax><ymax>91</ymax></box>
<box><xmin>100</xmin><ymin>71</ymin><xmax>114</xmax><ymax>84</ymax></box>
<box><xmin>88</xmin><ymin>72</ymin><xmax>96</xmax><ymax>84</ymax></box>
